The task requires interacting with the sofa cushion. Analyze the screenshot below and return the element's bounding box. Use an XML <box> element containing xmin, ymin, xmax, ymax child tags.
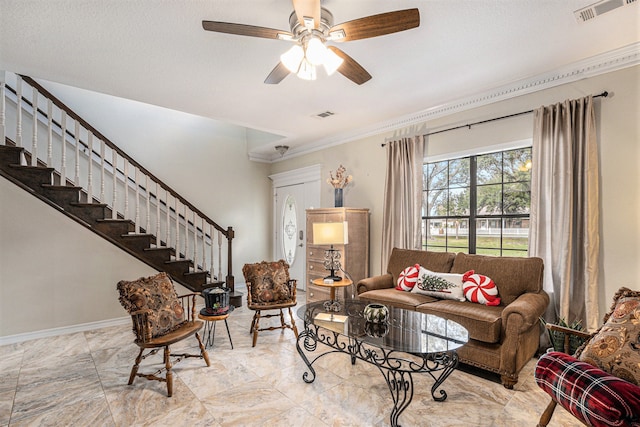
<box><xmin>387</xmin><ymin>248</ymin><xmax>456</xmax><ymax>289</ymax></box>
<box><xmin>117</xmin><ymin>272</ymin><xmax>185</xmax><ymax>338</ymax></box>
<box><xmin>242</xmin><ymin>259</ymin><xmax>294</xmax><ymax>306</ymax></box>
<box><xmin>411</xmin><ymin>267</ymin><xmax>466</xmax><ymax>302</ymax></box>
<box><xmin>360</xmin><ymin>287</ymin><xmax>438</xmax><ymax>311</ymax></box>
<box><xmin>450</xmin><ymin>253</ymin><xmax>543</xmax><ymax>305</ymax></box>
<box><xmin>578</xmin><ymin>287</ymin><xmax>640</xmax><ymax>386</ymax></box>
<box><xmin>535</xmin><ymin>351</ymin><xmax>640</xmax><ymax>427</ymax></box>
<box><xmin>395</xmin><ymin>264</ymin><xmax>420</xmax><ymax>291</ymax></box>
<box><xmin>416</xmin><ymin>299</ymin><xmax>503</xmax><ymax>343</ymax></box>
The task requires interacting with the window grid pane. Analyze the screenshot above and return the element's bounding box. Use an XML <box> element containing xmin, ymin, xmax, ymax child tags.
<box><xmin>423</xmin><ymin>147</ymin><xmax>531</xmax><ymax>256</ymax></box>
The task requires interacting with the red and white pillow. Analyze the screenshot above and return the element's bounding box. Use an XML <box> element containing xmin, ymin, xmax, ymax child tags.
<box><xmin>462</xmin><ymin>270</ymin><xmax>501</xmax><ymax>306</ymax></box>
<box><xmin>396</xmin><ymin>264</ymin><xmax>420</xmax><ymax>291</ymax></box>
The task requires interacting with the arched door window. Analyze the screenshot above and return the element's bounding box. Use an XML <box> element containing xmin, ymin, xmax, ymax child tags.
<box><xmin>282</xmin><ymin>195</ymin><xmax>297</xmax><ymax>265</ymax></box>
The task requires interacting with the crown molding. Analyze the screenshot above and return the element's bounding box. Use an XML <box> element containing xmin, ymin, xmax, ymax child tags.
<box><xmin>269</xmin><ymin>164</ymin><xmax>321</xmax><ymax>188</ymax></box>
<box><xmin>281</xmin><ymin>42</ymin><xmax>639</xmax><ymax>161</ymax></box>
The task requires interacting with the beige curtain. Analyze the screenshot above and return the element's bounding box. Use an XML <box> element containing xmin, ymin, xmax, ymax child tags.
<box><xmin>381</xmin><ymin>135</ymin><xmax>425</xmax><ymax>270</ymax></box>
<box><xmin>529</xmin><ymin>95</ymin><xmax>600</xmax><ymax>331</ymax></box>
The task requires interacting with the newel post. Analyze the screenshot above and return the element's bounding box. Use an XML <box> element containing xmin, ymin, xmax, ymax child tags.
<box><xmin>226</xmin><ymin>226</ymin><xmax>235</xmax><ymax>291</ymax></box>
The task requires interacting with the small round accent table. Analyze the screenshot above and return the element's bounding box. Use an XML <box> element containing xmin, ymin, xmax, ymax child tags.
<box><xmin>198</xmin><ymin>306</ymin><xmax>234</xmax><ymax>349</ymax></box>
<box><xmin>312</xmin><ymin>278</ymin><xmax>353</xmax><ymax>311</ymax></box>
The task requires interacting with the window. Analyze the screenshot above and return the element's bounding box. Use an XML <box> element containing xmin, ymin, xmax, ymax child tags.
<box><xmin>422</xmin><ymin>147</ymin><xmax>531</xmax><ymax>257</ymax></box>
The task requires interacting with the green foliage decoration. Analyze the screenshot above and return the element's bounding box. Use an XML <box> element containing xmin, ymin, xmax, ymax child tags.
<box><xmin>418</xmin><ymin>274</ymin><xmax>455</xmax><ymax>292</ymax></box>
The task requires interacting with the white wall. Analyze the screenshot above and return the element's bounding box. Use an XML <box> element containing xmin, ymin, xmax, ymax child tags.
<box><xmin>0</xmin><ymin>176</ymin><xmax>151</xmax><ymax>336</ymax></box>
<box><xmin>271</xmin><ymin>65</ymin><xmax>640</xmax><ymax>321</ymax></box>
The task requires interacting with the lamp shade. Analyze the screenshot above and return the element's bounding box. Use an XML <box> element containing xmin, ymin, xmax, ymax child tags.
<box><xmin>313</xmin><ymin>222</ymin><xmax>349</xmax><ymax>245</ymax></box>
<box><xmin>323</xmin><ymin>48</ymin><xmax>344</xmax><ymax>76</ymax></box>
<box><xmin>297</xmin><ymin>58</ymin><xmax>316</xmax><ymax>81</ymax></box>
<box><xmin>305</xmin><ymin>37</ymin><xmax>327</xmax><ymax>66</ymax></box>
<box><xmin>280</xmin><ymin>45</ymin><xmax>304</xmax><ymax>73</ymax></box>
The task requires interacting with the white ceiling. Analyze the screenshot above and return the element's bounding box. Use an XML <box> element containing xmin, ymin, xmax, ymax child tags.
<box><xmin>1</xmin><ymin>0</ymin><xmax>639</xmax><ymax>161</ymax></box>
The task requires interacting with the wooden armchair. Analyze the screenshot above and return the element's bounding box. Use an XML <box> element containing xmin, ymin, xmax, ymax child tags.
<box><xmin>535</xmin><ymin>287</ymin><xmax>640</xmax><ymax>426</ymax></box>
<box><xmin>117</xmin><ymin>272</ymin><xmax>210</xmax><ymax>397</ymax></box>
<box><xmin>242</xmin><ymin>260</ymin><xmax>299</xmax><ymax>347</ymax></box>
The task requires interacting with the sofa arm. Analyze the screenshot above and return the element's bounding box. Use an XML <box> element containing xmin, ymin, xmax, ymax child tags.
<box><xmin>357</xmin><ymin>274</ymin><xmax>394</xmax><ymax>295</ymax></box>
<box><xmin>501</xmin><ymin>291</ymin><xmax>549</xmax><ymax>332</ymax></box>
<box><xmin>535</xmin><ymin>351</ymin><xmax>640</xmax><ymax>426</ymax></box>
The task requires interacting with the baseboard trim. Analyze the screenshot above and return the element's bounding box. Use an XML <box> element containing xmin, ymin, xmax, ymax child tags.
<box><xmin>0</xmin><ymin>316</ymin><xmax>130</xmax><ymax>346</ymax></box>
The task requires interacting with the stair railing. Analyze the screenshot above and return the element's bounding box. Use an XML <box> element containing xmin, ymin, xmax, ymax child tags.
<box><xmin>0</xmin><ymin>70</ymin><xmax>234</xmax><ymax>289</ymax></box>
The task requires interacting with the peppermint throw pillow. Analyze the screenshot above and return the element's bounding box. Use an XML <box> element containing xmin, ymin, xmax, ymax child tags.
<box><xmin>396</xmin><ymin>264</ymin><xmax>421</xmax><ymax>291</ymax></box>
<box><xmin>411</xmin><ymin>267</ymin><xmax>466</xmax><ymax>301</ymax></box>
<box><xmin>462</xmin><ymin>270</ymin><xmax>501</xmax><ymax>306</ymax></box>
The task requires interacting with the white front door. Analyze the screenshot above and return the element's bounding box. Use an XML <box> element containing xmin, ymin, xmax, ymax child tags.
<box><xmin>275</xmin><ymin>184</ymin><xmax>306</xmax><ymax>290</ymax></box>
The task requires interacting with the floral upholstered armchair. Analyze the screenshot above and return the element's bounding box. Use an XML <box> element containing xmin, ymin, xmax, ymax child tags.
<box><xmin>534</xmin><ymin>287</ymin><xmax>640</xmax><ymax>427</ymax></box>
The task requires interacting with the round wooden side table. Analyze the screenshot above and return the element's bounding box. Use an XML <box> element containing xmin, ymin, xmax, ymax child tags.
<box><xmin>312</xmin><ymin>278</ymin><xmax>353</xmax><ymax>311</ymax></box>
<box><xmin>198</xmin><ymin>306</ymin><xmax>234</xmax><ymax>349</ymax></box>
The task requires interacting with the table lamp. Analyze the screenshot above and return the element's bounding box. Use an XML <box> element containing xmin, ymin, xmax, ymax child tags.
<box><xmin>312</xmin><ymin>222</ymin><xmax>348</xmax><ymax>281</ymax></box>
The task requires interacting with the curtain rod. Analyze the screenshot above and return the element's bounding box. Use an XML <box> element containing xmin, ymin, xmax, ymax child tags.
<box><xmin>381</xmin><ymin>91</ymin><xmax>608</xmax><ymax>146</ymax></box>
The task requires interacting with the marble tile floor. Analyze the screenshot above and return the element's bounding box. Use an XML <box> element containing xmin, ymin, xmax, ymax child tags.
<box><xmin>1</xmin><ymin>289</ymin><xmax>583</xmax><ymax>427</ymax></box>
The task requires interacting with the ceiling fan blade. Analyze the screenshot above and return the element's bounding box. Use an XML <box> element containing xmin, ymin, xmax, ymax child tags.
<box><xmin>202</xmin><ymin>21</ymin><xmax>292</xmax><ymax>40</ymax></box>
<box><xmin>264</xmin><ymin>62</ymin><xmax>291</xmax><ymax>84</ymax></box>
<box><xmin>329</xmin><ymin>8</ymin><xmax>420</xmax><ymax>42</ymax></box>
<box><xmin>292</xmin><ymin>0</ymin><xmax>321</xmax><ymax>29</ymax></box>
<box><xmin>327</xmin><ymin>46</ymin><xmax>371</xmax><ymax>85</ymax></box>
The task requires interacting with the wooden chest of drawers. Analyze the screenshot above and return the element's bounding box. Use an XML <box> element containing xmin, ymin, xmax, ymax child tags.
<box><xmin>305</xmin><ymin>208</ymin><xmax>369</xmax><ymax>304</ymax></box>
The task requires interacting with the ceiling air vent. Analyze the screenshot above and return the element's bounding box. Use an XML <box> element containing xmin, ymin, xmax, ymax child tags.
<box><xmin>314</xmin><ymin>111</ymin><xmax>335</xmax><ymax>119</ymax></box>
<box><xmin>574</xmin><ymin>0</ymin><xmax>637</xmax><ymax>22</ymax></box>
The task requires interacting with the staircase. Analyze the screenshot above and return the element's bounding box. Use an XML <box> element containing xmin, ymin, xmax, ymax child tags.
<box><xmin>0</xmin><ymin>72</ymin><xmax>241</xmax><ymax>305</ymax></box>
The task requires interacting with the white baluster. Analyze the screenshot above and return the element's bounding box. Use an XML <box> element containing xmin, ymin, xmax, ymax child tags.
<box><xmin>210</xmin><ymin>224</ymin><xmax>215</xmax><ymax>280</ymax></box>
<box><xmin>31</xmin><ymin>87</ymin><xmax>38</xmax><ymax>166</ymax></box>
<box><xmin>184</xmin><ymin>205</ymin><xmax>189</xmax><ymax>263</ymax></box>
<box><xmin>111</xmin><ymin>149</ymin><xmax>117</xmax><ymax>219</ymax></box>
<box><xmin>218</xmin><ymin>231</ymin><xmax>223</xmax><ymax>282</ymax></box>
<box><xmin>46</xmin><ymin>100</ymin><xmax>53</xmax><ymax>166</ymax></box>
<box><xmin>74</xmin><ymin>120</ymin><xmax>80</xmax><ymax>185</ymax></box>
<box><xmin>99</xmin><ymin>140</ymin><xmax>105</xmax><ymax>202</ymax></box>
<box><xmin>193</xmin><ymin>211</ymin><xmax>198</xmax><ymax>270</ymax></box>
<box><xmin>145</xmin><ymin>175</ymin><xmax>151</xmax><ymax>235</ymax></box>
<box><xmin>134</xmin><ymin>166</ymin><xmax>140</xmax><ymax>233</ymax></box>
<box><xmin>201</xmin><ymin>217</ymin><xmax>206</xmax><ymax>272</ymax></box>
<box><xmin>0</xmin><ymin>70</ymin><xmax>5</xmax><ymax>144</ymax></box>
<box><xmin>155</xmin><ymin>181</ymin><xmax>160</xmax><ymax>246</ymax></box>
<box><xmin>165</xmin><ymin>189</ymin><xmax>170</xmax><ymax>248</ymax></box>
<box><xmin>16</xmin><ymin>75</ymin><xmax>22</xmax><ymax>147</ymax></box>
<box><xmin>87</xmin><ymin>132</ymin><xmax>93</xmax><ymax>202</ymax></box>
<box><xmin>123</xmin><ymin>159</ymin><xmax>129</xmax><ymax>221</ymax></box>
<box><xmin>175</xmin><ymin>198</ymin><xmax>180</xmax><ymax>258</ymax></box>
<box><xmin>60</xmin><ymin>111</ymin><xmax>67</xmax><ymax>184</ymax></box>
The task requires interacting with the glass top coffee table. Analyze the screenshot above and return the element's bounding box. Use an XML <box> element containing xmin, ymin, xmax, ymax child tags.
<box><xmin>296</xmin><ymin>300</ymin><xmax>469</xmax><ymax>427</ymax></box>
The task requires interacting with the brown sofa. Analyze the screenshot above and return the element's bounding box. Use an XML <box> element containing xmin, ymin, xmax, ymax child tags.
<box><xmin>357</xmin><ymin>248</ymin><xmax>549</xmax><ymax>388</ymax></box>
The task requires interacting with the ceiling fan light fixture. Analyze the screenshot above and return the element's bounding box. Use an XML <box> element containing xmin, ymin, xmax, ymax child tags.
<box><xmin>323</xmin><ymin>48</ymin><xmax>344</xmax><ymax>76</ymax></box>
<box><xmin>281</xmin><ymin>44</ymin><xmax>304</xmax><ymax>73</ymax></box>
<box><xmin>297</xmin><ymin>58</ymin><xmax>317</xmax><ymax>81</ymax></box>
<box><xmin>305</xmin><ymin>37</ymin><xmax>327</xmax><ymax>66</ymax></box>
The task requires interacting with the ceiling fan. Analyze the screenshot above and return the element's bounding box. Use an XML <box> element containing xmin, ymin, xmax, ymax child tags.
<box><xmin>202</xmin><ymin>0</ymin><xmax>420</xmax><ymax>85</ymax></box>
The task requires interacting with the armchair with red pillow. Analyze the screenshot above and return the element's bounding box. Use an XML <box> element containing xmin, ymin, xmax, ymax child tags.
<box><xmin>534</xmin><ymin>287</ymin><xmax>640</xmax><ymax>427</ymax></box>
